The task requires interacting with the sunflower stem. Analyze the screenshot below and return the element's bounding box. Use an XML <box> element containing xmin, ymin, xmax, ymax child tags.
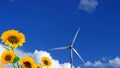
<box><xmin>17</xmin><ymin>62</ymin><xmax>20</xmax><ymax>68</ymax></box>
<box><xmin>12</xmin><ymin>47</ymin><xmax>14</xmax><ymax>52</ymax></box>
<box><xmin>12</xmin><ymin>63</ymin><xmax>16</xmax><ymax>68</ymax></box>
<box><xmin>41</xmin><ymin>64</ymin><xmax>44</xmax><ymax>68</ymax></box>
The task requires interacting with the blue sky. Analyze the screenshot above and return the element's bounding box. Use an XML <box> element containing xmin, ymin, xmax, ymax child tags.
<box><xmin>0</xmin><ymin>0</ymin><xmax>120</xmax><ymax>68</ymax></box>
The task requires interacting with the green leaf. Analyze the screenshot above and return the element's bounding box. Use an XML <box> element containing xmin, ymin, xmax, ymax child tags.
<box><xmin>2</xmin><ymin>46</ymin><xmax>9</xmax><ymax>50</ymax></box>
<box><xmin>12</xmin><ymin>56</ymin><xmax>20</xmax><ymax>64</ymax></box>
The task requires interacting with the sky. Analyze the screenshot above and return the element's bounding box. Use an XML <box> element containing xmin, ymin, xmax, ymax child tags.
<box><xmin>0</xmin><ymin>0</ymin><xmax>120</xmax><ymax>68</ymax></box>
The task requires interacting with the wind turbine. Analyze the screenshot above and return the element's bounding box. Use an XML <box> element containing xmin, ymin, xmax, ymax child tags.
<box><xmin>50</xmin><ymin>28</ymin><xmax>85</xmax><ymax>68</ymax></box>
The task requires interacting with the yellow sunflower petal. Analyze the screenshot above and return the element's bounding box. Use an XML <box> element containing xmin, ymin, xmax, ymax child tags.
<box><xmin>0</xmin><ymin>66</ymin><xmax>4</xmax><ymax>68</ymax></box>
<box><xmin>1</xmin><ymin>50</ymin><xmax>15</xmax><ymax>64</ymax></box>
<box><xmin>20</xmin><ymin>56</ymin><xmax>36</xmax><ymax>68</ymax></box>
<box><xmin>41</xmin><ymin>56</ymin><xmax>52</xmax><ymax>67</ymax></box>
<box><xmin>36</xmin><ymin>64</ymin><xmax>42</xmax><ymax>68</ymax></box>
<box><xmin>1</xmin><ymin>29</ymin><xmax>25</xmax><ymax>48</ymax></box>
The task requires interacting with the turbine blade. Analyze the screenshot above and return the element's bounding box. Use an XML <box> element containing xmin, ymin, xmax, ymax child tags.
<box><xmin>50</xmin><ymin>46</ymin><xmax>70</xmax><ymax>50</ymax></box>
<box><xmin>72</xmin><ymin>48</ymin><xmax>85</xmax><ymax>64</ymax></box>
<box><xmin>71</xmin><ymin>28</ymin><xmax>80</xmax><ymax>47</ymax></box>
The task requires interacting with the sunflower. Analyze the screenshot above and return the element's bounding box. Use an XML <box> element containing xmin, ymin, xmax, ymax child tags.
<box><xmin>0</xmin><ymin>66</ymin><xmax>4</xmax><ymax>68</ymax></box>
<box><xmin>41</xmin><ymin>56</ymin><xmax>52</xmax><ymax>67</ymax></box>
<box><xmin>36</xmin><ymin>64</ymin><xmax>42</xmax><ymax>68</ymax></box>
<box><xmin>1</xmin><ymin>50</ymin><xmax>15</xmax><ymax>64</ymax></box>
<box><xmin>20</xmin><ymin>56</ymin><xmax>36</xmax><ymax>68</ymax></box>
<box><xmin>1</xmin><ymin>29</ymin><xmax>25</xmax><ymax>48</ymax></box>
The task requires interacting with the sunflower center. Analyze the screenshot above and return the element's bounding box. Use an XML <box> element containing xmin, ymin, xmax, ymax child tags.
<box><xmin>44</xmin><ymin>60</ymin><xmax>48</xmax><ymax>65</ymax></box>
<box><xmin>37</xmin><ymin>66</ymin><xmax>40</xmax><ymax>68</ymax></box>
<box><xmin>23</xmin><ymin>61</ymin><xmax>31</xmax><ymax>68</ymax></box>
<box><xmin>5</xmin><ymin>55</ymin><xmax>12</xmax><ymax>61</ymax></box>
<box><xmin>8</xmin><ymin>36</ymin><xmax>19</xmax><ymax>44</ymax></box>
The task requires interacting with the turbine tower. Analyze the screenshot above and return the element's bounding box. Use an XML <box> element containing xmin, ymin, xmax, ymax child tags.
<box><xmin>50</xmin><ymin>28</ymin><xmax>85</xmax><ymax>68</ymax></box>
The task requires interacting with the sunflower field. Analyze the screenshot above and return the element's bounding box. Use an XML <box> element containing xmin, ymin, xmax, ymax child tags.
<box><xmin>0</xmin><ymin>29</ymin><xmax>52</xmax><ymax>68</ymax></box>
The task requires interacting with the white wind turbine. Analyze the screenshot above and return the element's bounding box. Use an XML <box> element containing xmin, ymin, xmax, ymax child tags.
<box><xmin>50</xmin><ymin>28</ymin><xmax>85</xmax><ymax>68</ymax></box>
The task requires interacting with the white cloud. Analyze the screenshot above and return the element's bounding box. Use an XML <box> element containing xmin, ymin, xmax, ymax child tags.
<box><xmin>109</xmin><ymin>57</ymin><xmax>120</xmax><ymax>67</ymax></box>
<box><xmin>31</xmin><ymin>50</ymin><xmax>71</xmax><ymax>68</ymax></box>
<box><xmin>101</xmin><ymin>57</ymin><xmax>108</xmax><ymax>62</ymax></box>
<box><xmin>78</xmin><ymin>0</ymin><xmax>98</xmax><ymax>12</ymax></box>
<box><xmin>0</xmin><ymin>44</ymin><xmax>6</xmax><ymax>56</ymax></box>
<box><xmin>84</xmin><ymin>57</ymin><xmax>120</xmax><ymax>68</ymax></box>
<box><xmin>1</xmin><ymin>44</ymin><xmax>120</xmax><ymax>68</ymax></box>
<box><xmin>84</xmin><ymin>61</ymin><xmax>104</xmax><ymax>67</ymax></box>
<box><xmin>0</xmin><ymin>44</ymin><xmax>71</xmax><ymax>68</ymax></box>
